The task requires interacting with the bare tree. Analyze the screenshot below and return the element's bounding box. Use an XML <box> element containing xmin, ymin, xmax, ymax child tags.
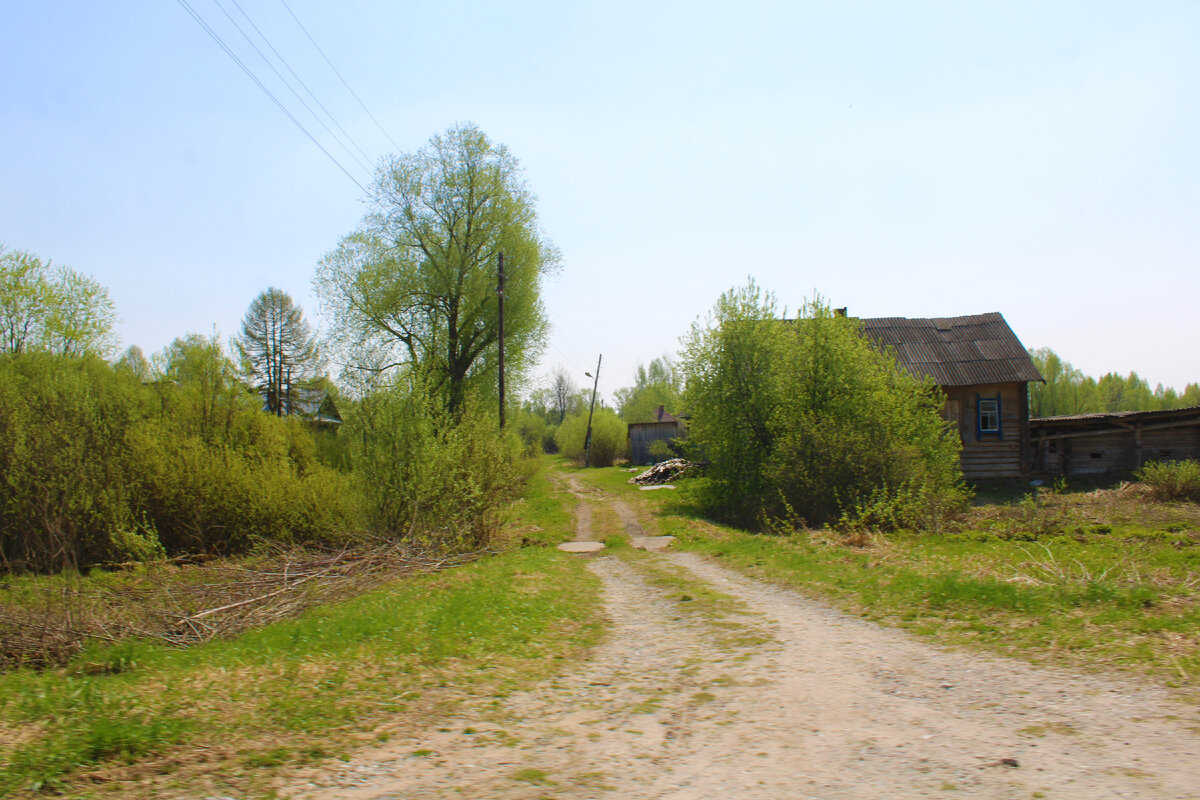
<box><xmin>237</xmin><ymin>288</ymin><xmax>319</xmax><ymax>415</ymax></box>
<box><xmin>550</xmin><ymin>366</ymin><xmax>579</xmax><ymax>424</ymax></box>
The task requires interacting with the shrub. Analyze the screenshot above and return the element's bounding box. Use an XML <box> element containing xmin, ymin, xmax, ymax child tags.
<box><xmin>342</xmin><ymin>373</ymin><xmax>522</xmax><ymax>548</ymax></box>
<box><xmin>679</xmin><ymin>283</ymin><xmax>967</xmax><ymax>530</ymax></box>
<box><xmin>0</xmin><ymin>353</ymin><xmax>150</xmax><ymax>570</ymax></box>
<box><xmin>554</xmin><ymin>407</ymin><xmax>627</xmax><ymax>466</ymax></box>
<box><xmin>1136</xmin><ymin>459</ymin><xmax>1200</xmax><ymax>503</ymax></box>
<box><xmin>511</xmin><ymin>408</ymin><xmax>551</xmax><ymax>457</ymax></box>
<box><xmin>0</xmin><ymin>351</ymin><xmax>363</xmax><ymax>572</ymax></box>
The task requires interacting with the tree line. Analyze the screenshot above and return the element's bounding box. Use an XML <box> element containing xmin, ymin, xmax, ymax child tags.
<box><xmin>1029</xmin><ymin>347</ymin><xmax>1200</xmax><ymax>418</ymax></box>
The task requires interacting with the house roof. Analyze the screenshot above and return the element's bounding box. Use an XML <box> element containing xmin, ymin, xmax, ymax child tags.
<box><xmin>859</xmin><ymin>312</ymin><xmax>1043</xmax><ymax>387</ymax></box>
<box><xmin>628</xmin><ymin>405</ymin><xmax>683</xmax><ymax>428</ymax></box>
<box><xmin>260</xmin><ymin>388</ymin><xmax>343</xmax><ymax>424</ymax></box>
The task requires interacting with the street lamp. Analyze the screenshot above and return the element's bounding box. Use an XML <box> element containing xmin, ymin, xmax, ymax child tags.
<box><xmin>583</xmin><ymin>357</ymin><xmax>601</xmax><ymax>467</ymax></box>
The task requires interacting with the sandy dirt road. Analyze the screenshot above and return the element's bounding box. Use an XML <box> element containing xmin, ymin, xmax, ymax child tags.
<box><xmin>286</xmin><ymin>490</ymin><xmax>1200</xmax><ymax>800</ymax></box>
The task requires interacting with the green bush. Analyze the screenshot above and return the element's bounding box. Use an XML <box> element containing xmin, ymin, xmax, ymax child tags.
<box><xmin>679</xmin><ymin>283</ymin><xmax>967</xmax><ymax>530</ymax></box>
<box><xmin>0</xmin><ymin>351</ymin><xmax>363</xmax><ymax>572</ymax></box>
<box><xmin>1136</xmin><ymin>459</ymin><xmax>1200</xmax><ymax>503</ymax></box>
<box><xmin>554</xmin><ymin>407</ymin><xmax>627</xmax><ymax>466</ymax></box>
<box><xmin>127</xmin><ymin>419</ymin><xmax>362</xmax><ymax>555</ymax></box>
<box><xmin>342</xmin><ymin>373</ymin><xmax>522</xmax><ymax>548</ymax></box>
<box><xmin>0</xmin><ymin>353</ymin><xmax>150</xmax><ymax>570</ymax></box>
<box><xmin>511</xmin><ymin>408</ymin><xmax>551</xmax><ymax>457</ymax></box>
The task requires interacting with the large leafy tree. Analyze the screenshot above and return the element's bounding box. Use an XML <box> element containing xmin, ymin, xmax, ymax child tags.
<box><xmin>614</xmin><ymin>356</ymin><xmax>683</xmax><ymax>422</ymax></box>
<box><xmin>0</xmin><ymin>245</ymin><xmax>118</xmax><ymax>357</ymax></box>
<box><xmin>236</xmin><ymin>288</ymin><xmax>319</xmax><ymax>415</ymax></box>
<box><xmin>680</xmin><ymin>282</ymin><xmax>965</xmax><ymax>529</ymax></box>
<box><xmin>316</xmin><ymin>123</ymin><xmax>559</xmax><ymax>414</ymax></box>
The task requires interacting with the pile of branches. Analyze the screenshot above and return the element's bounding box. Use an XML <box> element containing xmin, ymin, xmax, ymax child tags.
<box><xmin>0</xmin><ymin>542</ymin><xmax>481</xmax><ymax>670</ymax></box>
<box><xmin>629</xmin><ymin>458</ymin><xmax>699</xmax><ymax>486</ymax></box>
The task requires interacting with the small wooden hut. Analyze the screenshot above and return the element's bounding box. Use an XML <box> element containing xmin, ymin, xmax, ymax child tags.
<box><xmin>628</xmin><ymin>406</ymin><xmax>686</xmax><ymax>465</ymax></box>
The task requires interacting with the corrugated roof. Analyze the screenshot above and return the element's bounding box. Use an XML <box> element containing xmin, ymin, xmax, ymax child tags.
<box><xmin>859</xmin><ymin>312</ymin><xmax>1043</xmax><ymax>387</ymax></box>
<box><xmin>1031</xmin><ymin>405</ymin><xmax>1200</xmax><ymax>426</ymax></box>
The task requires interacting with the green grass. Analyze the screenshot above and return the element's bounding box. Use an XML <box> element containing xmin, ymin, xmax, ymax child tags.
<box><xmin>569</xmin><ymin>465</ymin><xmax>1200</xmax><ymax>688</ymax></box>
<box><xmin>501</xmin><ymin>454</ymin><xmax>577</xmax><ymax>546</ymax></box>
<box><xmin>0</xmin><ymin>546</ymin><xmax>602</xmax><ymax>799</ymax></box>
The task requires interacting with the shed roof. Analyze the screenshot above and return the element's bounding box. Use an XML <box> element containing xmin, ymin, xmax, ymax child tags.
<box><xmin>1031</xmin><ymin>405</ymin><xmax>1200</xmax><ymax>428</ymax></box>
<box><xmin>859</xmin><ymin>312</ymin><xmax>1043</xmax><ymax>387</ymax></box>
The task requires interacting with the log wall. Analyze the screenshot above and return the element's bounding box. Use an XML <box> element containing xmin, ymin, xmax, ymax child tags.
<box><xmin>628</xmin><ymin>421</ymin><xmax>685</xmax><ymax>465</ymax></box>
<box><xmin>943</xmin><ymin>382</ymin><xmax>1029</xmax><ymax>481</ymax></box>
<box><xmin>1032</xmin><ymin>413</ymin><xmax>1200</xmax><ymax>476</ymax></box>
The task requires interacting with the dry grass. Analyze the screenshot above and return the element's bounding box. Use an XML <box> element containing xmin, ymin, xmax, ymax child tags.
<box><xmin>0</xmin><ymin>542</ymin><xmax>482</xmax><ymax>670</ymax></box>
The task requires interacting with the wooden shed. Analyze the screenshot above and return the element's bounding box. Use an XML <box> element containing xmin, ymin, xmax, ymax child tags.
<box><xmin>1030</xmin><ymin>407</ymin><xmax>1200</xmax><ymax>475</ymax></box>
<box><xmin>859</xmin><ymin>313</ymin><xmax>1043</xmax><ymax>481</ymax></box>
<box><xmin>627</xmin><ymin>406</ymin><xmax>686</xmax><ymax>466</ymax></box>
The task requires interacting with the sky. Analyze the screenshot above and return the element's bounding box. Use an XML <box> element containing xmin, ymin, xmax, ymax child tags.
<box><xmin>3</xmin><ymin>1</ymin><xmax>1198</xmax><ymax>403</ymax></box>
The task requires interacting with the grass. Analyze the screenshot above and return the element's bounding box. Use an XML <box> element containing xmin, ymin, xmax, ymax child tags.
<box><xmin>0</xmin><ymin>544</ymin><xmax>602</xmax><ymax>799</ymax></box>
<box><xmin>501</xmin><ymin>454</ymin><xmax>577</xmax><ymax>547</ymax></box>
<box><xmin>570</xmin><ymin>464</ymin><xmax>1200</xmax><ymax>689</ymax></box>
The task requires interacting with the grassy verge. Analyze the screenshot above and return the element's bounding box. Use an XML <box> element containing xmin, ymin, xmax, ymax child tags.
<box><xmin>0</xmin><ymin>543</ymin><xmax>601</xmax><ymax>799</ymax></box>
<box><xmin>572</xmin><ymin>465</ymin><xmax>1200</xmax><ymax>690</ymax></box>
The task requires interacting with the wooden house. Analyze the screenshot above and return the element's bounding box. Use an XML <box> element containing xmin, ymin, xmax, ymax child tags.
<box><xmin>261</xmin><ymin>387</ymin><xmax>343</xmax><ymax>429</ymax></box>
<box><xmin>859</xmin><ymin>313</ymin><xmax>1043</xmax><ymax>481</ymax></box>
<box><xmin>1030</xmin><ymin>407</ymin><xmax>1200</xmax><ymax>475</ymax></box>
<box><xmin>627</xmin><ymin>405</ymin><xmax>686</xmax><ymax>465</ymax></box>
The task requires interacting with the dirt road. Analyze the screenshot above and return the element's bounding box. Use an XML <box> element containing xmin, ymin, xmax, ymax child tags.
<box><xmin>287</xmin><ymin>488</ymin><xmax>1200</xmax><ymax>800</ymax></box>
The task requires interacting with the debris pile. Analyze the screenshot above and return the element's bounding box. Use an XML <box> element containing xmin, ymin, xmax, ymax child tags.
<box><xmin>628</xmin><ymin>459</ymin><xmax>698</xmax><ymax>486</ymax></box>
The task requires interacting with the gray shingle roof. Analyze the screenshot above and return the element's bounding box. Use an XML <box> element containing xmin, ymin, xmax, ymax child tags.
<box><xmin>860</xmin><ymin>312</ymin><xmax>1043</xmax><ymax>387</ymax></box>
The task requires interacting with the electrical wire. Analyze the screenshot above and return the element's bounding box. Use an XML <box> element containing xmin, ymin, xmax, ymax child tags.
<box><xmin>225</xmin><ymin>0</ymin><xmax>376</xmax><ymax>172</ymax></box>
<box><xmin>210</xmin><ymin>0</ymin><xmax>374</xmax><ymax>178</ymax></box>
<box><xmin>175</xmin><ymin>0</ymin><xmax>369</xmax><ymax>194</ymax></box>
<box><xmin>277</xmin><ymin>0</ymin><xmax>401</xmax><ymax>153</ymax></box>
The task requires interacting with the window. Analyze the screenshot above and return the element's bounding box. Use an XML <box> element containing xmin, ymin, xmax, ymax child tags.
<box><xmin>978</xmin><ymin>398</ymin><xmax>1000</xmax><ymax>433</ymax></box>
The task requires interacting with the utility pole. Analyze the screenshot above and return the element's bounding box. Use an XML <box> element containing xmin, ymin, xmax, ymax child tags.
<box><xmin>584</xmin><ymin>354</ymin><xmax>602</xmax><ymax>467</ymax></box>
<box><xmin>497</xmin><ymin>252</ymin><xmax>506</xmax><ymax>429</ymax></box>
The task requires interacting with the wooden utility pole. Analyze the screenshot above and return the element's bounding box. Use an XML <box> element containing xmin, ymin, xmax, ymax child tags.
<box><xmin>584</xmin><ymin>354</ymin><xmax>602</xmax><ymax>467</ymax></box>
<box><xmin>497</xmin><ymin>252</ymin><xmax>506</xmax><ymax>429</ymax></box>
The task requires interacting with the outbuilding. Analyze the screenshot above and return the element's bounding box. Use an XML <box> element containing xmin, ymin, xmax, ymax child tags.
<box><xmin>627</xmin><ymin>405</ymin><xmax>686</xmax><ymax>466</ymax></box>
<box><xmin>1029</xmin><ymin>406</ymin><xmax>1200</xmax><ymax>475</ymax></box>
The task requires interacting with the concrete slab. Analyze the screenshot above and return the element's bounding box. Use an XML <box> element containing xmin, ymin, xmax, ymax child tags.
<box><xmin>638</xmin><ymin>485</ymin><xmax>676</xmax><ymax>491</ymax></box>
<box><xmin>556</xmin><ymin>541</ymin><xmax>605</xmax><ymax>554</ymax></box>
<box><xmin>630</xmin><ymin>536</ymin><xmax>676</xmax><ymax>552</ymax></box>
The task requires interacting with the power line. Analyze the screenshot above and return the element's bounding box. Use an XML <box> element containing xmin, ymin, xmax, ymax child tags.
<box><xmin>225</xmin><ymin>0</ymin><xmax>376</xmax><ymax>172</ymax></box>
<box><xmin>277</xmin><ymin>0</ymin><xmax>402</xmax><ymax>154</ymax></box>
<box><xmin>174</xmin><ymin>0</ymin><xmax>369</xmax><ymax>194</ymax></box>
<box><xmin>210</xmin><ymin>0</ymin><xmax>373</xmax><ymax>178</ymax></box>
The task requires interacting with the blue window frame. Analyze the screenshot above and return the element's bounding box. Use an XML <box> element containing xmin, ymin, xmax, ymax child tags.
<box><xmin>976</xmin><ymin>393</ymin><xmax>1002</xmax><ymax>440</ymax></box>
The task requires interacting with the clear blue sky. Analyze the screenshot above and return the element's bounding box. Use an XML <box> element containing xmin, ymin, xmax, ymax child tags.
<box><xmin>3</xmin><ymin>1</ymin><xmax>1198</xmax><ymax>402</ymax></box>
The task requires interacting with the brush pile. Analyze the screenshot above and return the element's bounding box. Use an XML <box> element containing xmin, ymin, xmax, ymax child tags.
<box><xmin>0</xmin><ymin>543</ymin><xmax>480</xmax><ymax>670</ymax></box>
<box><xmin>629</xmin><ymin>459</ymin><xmax>698</xmax><ymax>486</ymax></box>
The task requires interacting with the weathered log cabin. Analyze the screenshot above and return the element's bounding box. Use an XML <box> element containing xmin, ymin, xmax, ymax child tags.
<box><xmin>1029</xmin><ymin>407</ymin><xmax>1200</xmax><ymax>475</ymax></box>
<box><xmin>627</xmin><ymin>405</ymin><xmax>686</xmax><ymax>465</ymax></box>
<box><xmin>859</xmin><ymin>313</ymin><xmax>1043</xmax><ymax>481</ymax></box>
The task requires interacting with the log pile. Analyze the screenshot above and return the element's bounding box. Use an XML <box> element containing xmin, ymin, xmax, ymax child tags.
<box><xmin>629</xmin><ymin>459</ymin><xmax>698</xmax><ymax>486</ymax></box>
